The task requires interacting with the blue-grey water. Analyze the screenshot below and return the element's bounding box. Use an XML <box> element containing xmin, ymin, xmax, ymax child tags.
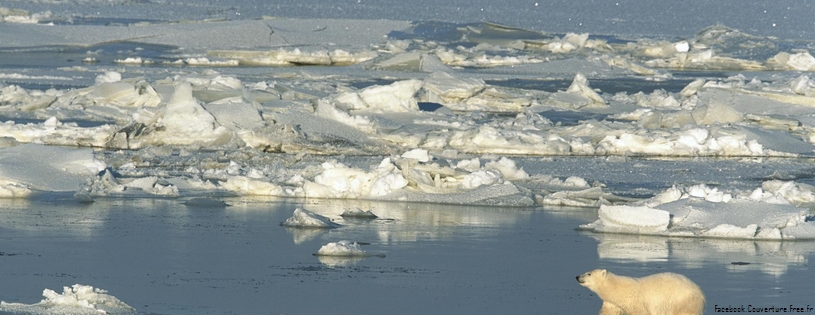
<box><xmin>0</xmin><ymin>195</ymin><xmax>811</xmax><ymax>314</ymax></box>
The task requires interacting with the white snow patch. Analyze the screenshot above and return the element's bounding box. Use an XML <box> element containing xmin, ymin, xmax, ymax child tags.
<box><xmin>0</xmin><ymin>144</ymin><xmax>106</xmax><ymax>193</ymax></box>
<box><xmin>134</xmin><ymin>82</ymin><xmax>233</xmax><ymax>147</ymax></box>
<box><xmin>280</xmin><ymin>208</ymin><xmax>339</xmax><ymax>228</ymax></box>
<box><xmin>0</xmin><ymin>284</ymin><xmax>135</xmax><ymax>315</ymax></box>
<box><xmin>459</xmin><ymin>169</ymin><xmax>503</xmax><ymax>189</ymax></box>
<box><xmin>584</xmin><ymin>183</ymin><xmax>815</xmax><ymax>240</ymax></box>
<box><xmin>220</xmin><ymin>176</ymin><xmax>284</xmax><ymax>196</ymax></box>
<box><xmin>591</xmin><ymin>205</ymin><xmax>671</xmax><ymax>232</ymax></box>
<box><xmin>315</xmin><ymin>240</ymin><xmax>368</xmax><ymax>257</ymax></box>
<box><xmin>94</xmin><ymin>72</ymin><xmax>122</xmax><ymax>84</ymax></box>
<box><xmin>401</xmin><ymin>148</ymin><xmax>431</xmax><ymax>162</ymax></box>
<box><xmin>484</xmin><ymin>157</ymin><xmax>529</xmax><ymax>181</ymax></box>
<box><xmin>305</xmin><ymin>158</ymin><xmax>408</xmax><ymax>198</ymax></box>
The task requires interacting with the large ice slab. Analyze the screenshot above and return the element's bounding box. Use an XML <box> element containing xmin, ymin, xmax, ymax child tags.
<box><xmin>0</xmin><ymin>143</ymin><xmax>105</xmax><ymax>192</ymax></box>
<box><xmin>581</xmin><ymin>183</ymin><xmax>815</xmax><ymax>240</ymax></box>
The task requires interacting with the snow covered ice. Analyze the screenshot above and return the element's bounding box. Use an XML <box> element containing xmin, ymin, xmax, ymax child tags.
<box><xmin>581</xmin><ymin>182</ymin><xmax>815</xmax><ymax>240</ymax></box>
<box><xmin>1</xmin><ymin>0</ymin><xmax>815</xmax><ymax>230</ymax></box>
<box><xmin>0</xmin><ymin>284</ymin><xmax>135</xmax><ymax>315</ymax></box>
<box><xmin>315</xmin><ymin>240</ymin><xmax>370</xmax><ymax>257</ymax></box>
<box><xmin>2</xmin><ymin>0</ymin><xmax>815</xmax><ymax>313</ymax></box>
<box><xmin>280</xmin><ymin>208</ymin><xmax>339</xmax><ymax>228</ymax></box>
<box><xmin>340</xmin><ymin>208</ymin><xmax>378</xmax><ymax>218</ymax></box>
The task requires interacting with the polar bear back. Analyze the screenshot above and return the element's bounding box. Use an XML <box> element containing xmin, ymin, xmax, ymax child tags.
<box><xmin>635</xmin><ymin>272</ymin><xmax>705</xmax><ymax>315</ymax></box>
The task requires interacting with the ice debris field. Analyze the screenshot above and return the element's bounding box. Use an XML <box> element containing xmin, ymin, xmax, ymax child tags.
<box><xmin>2</xmin><ymin>2</ymin><xmax>815</xmax><ymax>241</ymax></box>
<box><xmin>2</xmin><ymin>0</ymin><xmax>815</xmax><ymax>311</ymax></box>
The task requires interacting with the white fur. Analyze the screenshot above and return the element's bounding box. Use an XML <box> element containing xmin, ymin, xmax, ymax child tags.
<box><xmin>576</xmin><ymin>269</ymin><xmax>705</xmax><ymax>315</ymax></box>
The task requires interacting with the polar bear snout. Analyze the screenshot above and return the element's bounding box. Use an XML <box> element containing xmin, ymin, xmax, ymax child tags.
<box><xmin>576</xmin><ymin>273</ymin><xmax>590</xmax><ymax>285</ymax></box>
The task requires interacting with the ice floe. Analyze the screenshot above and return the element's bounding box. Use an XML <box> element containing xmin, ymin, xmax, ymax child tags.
<box><xmin>209</xmin><ymin>48</ymin><xmax>377</xmax><ymax>66</ymax></box>
<box><xmin>0</xmin><ymin>284</ymin><xmax>135</xmax><ymax>315</ymax></box>
<box><xmin>0</xmin><ymin>143</ymin><xmax>105</xmax><ymax>193</ymax></box>
<box><xmin>537</xmin><ymin>186</ymin><xmax>640</xmax><ymax>208</ymax></box>
<box><xmin>315</xmin><ymin>240</ymin><xmax>369</xmax><ymax>257</ymax></box>
<box><xmin>0</xmin><ymin>7</ymin><xmax>50</xmax><ymax>24</ymax></box>
<box><xmin>314</xmin><ymin>240</ymin><xmax>385</xmax><ymax>267</ymax></box>
<box><xmin>340</xmin><ymin>208</ymin><xmax>378</xmax><ymax>218</ymax></box>
<box><xmin>580</xmin><ymin>182</ymin><xmax>815</xmax><ymax>240</ymax></box>
<box><xmin>280</xmin><ymin>208</ymin><xmax>339</xmax><ymax>228</ymax></box>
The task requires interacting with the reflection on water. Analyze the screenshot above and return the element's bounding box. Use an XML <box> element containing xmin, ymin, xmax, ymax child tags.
<box><xmin>2</xmin><ymin>195</ymin><xmax>812</xmax><ymax>314</ymax></box>
<box><xmin>586</xmin><ymin>232</ymin><xmax>815</xmax><ymax>277</ymax></box>
<box><xmin>289</xmin><ymin>198</ymin><xmax>529</xmax><ymax>244</ymax></box>
<box><xmin>284</xmin><ymin>226</ymin><xmax>328</xmax><ymax>244</ymax></box>
<box><xmin>315</xmin><ymin>255</ymin><xmax>366</xmax><ymax>268</ymax></box>
<box><xmin>0</xmin><ymin>195</ymin><xmax>103</xmax><ymax>238</ymax></box>
<box><xmin>0</xmin><ymin>197</ymin><xmax>32</xmax><ymax>209</ymax></box>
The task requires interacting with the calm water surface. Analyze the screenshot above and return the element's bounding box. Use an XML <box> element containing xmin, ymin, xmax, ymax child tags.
<box><xmin>0</xmin><ymin>195</ymin><xmax>812</xmax><ymax>314</ymax></box>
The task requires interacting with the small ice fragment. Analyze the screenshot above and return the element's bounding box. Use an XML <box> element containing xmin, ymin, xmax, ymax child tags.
<box><xmin>456</xmin><ymin>157</ymin><xmax>482</xmax><ymax>172</ymax></box>
<box><xmin>678</xmin><ymin>78</ymin><xmax>706</xmax><ymax>97</ymax></box>
<box><xmin>43</xmin><ymin>116</ymin><xmax>59</xmax><ymax>127</ymax></box>
<box><xmin>563</xmin><ymin>176</ymin><xmax>589</xmax><ymax>188</ymax></box>
<box><xmin>0</xmin><ymin>284</ymin><xmax>135</xmax><ymax>314</ymax></box>
<box><xmin>788</xmin><ymin>75</ymin><xmax>811</xmax><ymax>95</ymax></box>
<box><xmin>459</xmin><ymin>170</ymin><xmax>502</xmax><ymax>189</ymax></box>
<box><xmin>484</xmin><ymin>157</ymin><xmax>529</xmax><ymax>181</ymax></box>
<box><xmin>687</xmin><ymin>184</ymin><xmax>708</xmax><ymax>198</ymax></box>
<box><xmin>787</xmin><ymin>52</ymin><xmax>815</xmax><ymax>71</ymax></box>
<box><xmin>73</xmin><ymin>192</ymin><xmax>94</xmax><ymax>203</ymax></box>
<box><xmin>280</xmin><ymin>208</ymin><xmax>339</xmax><ymax>228</ymax></box>
<box><xmin>567</xmin><ymin>73</ymin><xmax>605</xmax><ymax>104</ymax></box>
<box><xmin>315</xmin><ymin>240</ymin><xmax>368</xmax><ymax>257</ymax></box>
<box><xmin>674</xmin><ymin>41</ymin><xmax>690</xmax><ymax>53</ymax></box>
<box><xmin>0</xmin><ymin>183</ymin><xmax>32</xmax><ymax>198</ymax></box>
<box><xmin>422</xmin><ymin>72</ymin><xmax>486</xmax><ymax>103</ymax></box>
<box><xmin>691</xmin><ymin>100</ymin><xmax>743</xmax><ymax>125</ymax></box>
<box><xmin>340</xmin><ymin>208</ymin><xmax>378</xmax><ymax>218</ymax></box>
<box><xmin>401</xmin><ymin>148</ymin><xmax>430</xmax><ymax>162</ymax></box>
<box><xmin>95</xmin><ymin>71</ymin><xmax>122</xmax><ymax>84</ymax></box>
<box><xmin>358</xmin><ymin>80</ymin><xmax>422</xmax><ymax>112</ymax></box>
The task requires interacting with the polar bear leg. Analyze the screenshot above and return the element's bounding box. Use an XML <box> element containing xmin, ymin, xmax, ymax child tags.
<box><xmin>599</xmin><ymin>302</ymin><xmax>624</xmax><ymax>315</ymax></box>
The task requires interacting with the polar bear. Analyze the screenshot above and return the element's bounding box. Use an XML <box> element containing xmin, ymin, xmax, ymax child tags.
<box><xmin>576</xmin><ymin>269</ymin><xmax>705</xmax><ymax>315</ymax></box>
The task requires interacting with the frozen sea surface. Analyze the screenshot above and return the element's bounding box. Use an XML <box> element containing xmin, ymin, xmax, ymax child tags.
<box><xmin>5</xmin><ymin>0</ymin><xmax>815</xmax><ymax>40</ymax></box>
<box><xmin>2</xmin><ymin>0</ymin><xmax>815</xmax><ymax>313</ymax></box>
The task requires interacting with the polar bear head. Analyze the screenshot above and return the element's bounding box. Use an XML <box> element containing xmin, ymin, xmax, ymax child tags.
<box><xmin>576</xmin><ymin>269</ymin><xmax>607</xmax><ymax>289</ymax></box>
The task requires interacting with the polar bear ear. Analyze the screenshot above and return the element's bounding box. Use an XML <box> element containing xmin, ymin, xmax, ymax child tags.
<box><xmin>599</xmin><ymin>269</ymin><xmax>607</xmax><ymax>276</ymax></box>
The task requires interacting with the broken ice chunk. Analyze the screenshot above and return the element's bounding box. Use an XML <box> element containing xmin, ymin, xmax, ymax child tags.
<box><xmin>0</xmin><ymin>284</ymin><xmax>135</xmax><ymax>314</ymax></box>
<box><xmin>585</xmin><ymin>205</ymin><xmax>671</xmax><ymax>233</ymax></box>
<box><xmin>401</xmin><ymin>148</ymin><xmax>431</xmax><ymax>162</ymax></box>
<box><xmin>548</xmin><ymin>73</ymin><xmax>606</xmax><ymax>108</ymax></box>
<box><xmin>315</xmin><ymin>240</ymin><xmax>368</xmax><ymax>257</ymax></box>
<box><xmin>340</xmin><ymin>208</ymin><xmax>378</xmax><ymax>218</ymax></box>
<box><xmin>280</xmin><ymin>208</ymin><xmax>339</xmax><ymax>228</ymax></box>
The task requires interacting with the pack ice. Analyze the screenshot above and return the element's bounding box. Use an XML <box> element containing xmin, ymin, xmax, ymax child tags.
<box><xmin>3</xmin><ymin>13</ymin><xmax>815</xmax><ymax>235</ymax></box>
